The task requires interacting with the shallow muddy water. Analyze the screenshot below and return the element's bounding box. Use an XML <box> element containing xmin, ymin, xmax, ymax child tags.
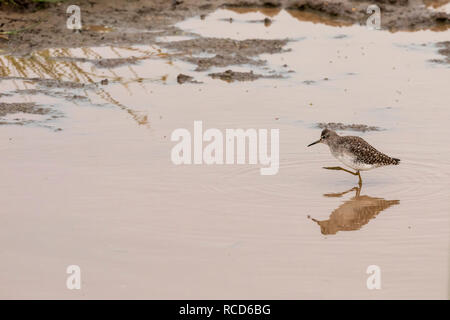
<box><xmin>0</xmin><ymin>8</ymin><xmax>449</xmax><ymax>299</ymax></box>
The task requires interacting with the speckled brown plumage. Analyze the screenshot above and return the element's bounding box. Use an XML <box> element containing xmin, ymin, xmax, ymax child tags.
<box><xmin>338</xmin><ymin>135</ymin><xmax>400</xmax><ymax>166</ymax></box>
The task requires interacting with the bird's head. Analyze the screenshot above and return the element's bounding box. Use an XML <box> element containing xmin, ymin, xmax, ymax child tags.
<box><xmin>307</xmin><ymin>128</ymin><xmax>337</xmax><ymax>147</ymax></box>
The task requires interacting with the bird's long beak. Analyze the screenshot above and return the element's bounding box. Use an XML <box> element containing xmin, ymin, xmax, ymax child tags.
<box><xmin>307</xmin><ymin>139</ymin><xmax>321</xmax><ymax>147</ymax></box>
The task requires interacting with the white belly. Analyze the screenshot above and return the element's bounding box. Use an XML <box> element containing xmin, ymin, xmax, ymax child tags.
<box><xmin>335</xmin><ymin>152</ymin><xmax>375</xmax><ymax>171</ymax></box>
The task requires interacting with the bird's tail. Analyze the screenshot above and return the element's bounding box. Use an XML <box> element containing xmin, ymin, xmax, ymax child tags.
<box><xmin>391</xmin><ymin>158</ymin><xmax>400</xmax><ymax>165</ymax></box>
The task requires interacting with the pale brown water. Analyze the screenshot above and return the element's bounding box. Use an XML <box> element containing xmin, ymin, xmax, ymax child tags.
<box><xmin>0</xmin><ymin>9</ymin><xmax>449</xmax><ymax>299</ymax></box>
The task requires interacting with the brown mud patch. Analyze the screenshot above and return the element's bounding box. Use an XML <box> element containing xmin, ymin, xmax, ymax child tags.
<box><xmin>317</xmin><ymin>122</ymin><xmax>382</xmax><ymax>132</ymax></box>
<box><xmin>225</xmin><ymin>0</ymin><xmax>449</xmax><ymax>31</ymax></box>
<box><xmin>34</xmin><ymin>78</ymin><xmax>92</xmax><ymax>89</ymax></box>
<box><xmin>12</xmin><ymin>88</ymin><xmax>89</xmax><ymax>102</ymax></box>
<box><xmin>423</xmin><ymin>0</ymin><xmax>450</xmax><ymax>8</ymax></box>
<box><xmin>430</xmin><ymin>41</ymin><xmax>450</xmax><ymax>64</ymax></box>
<box><xmin>159</xmin><ymin>38</ymin><xmax>289</xmax><ymax>71</ymax></box>
<box><xmin>52</xmin><ymin>56</ymin><xmax>143</xmax><ymax>69</ymax></box>
<box><xmin>0</xmin><ymin>102</ymin><xmax>48</xmax><ymax>117</ymax></box>
<box><xmin>0</xmin><ymin>76</ymin><xmax>92</xmax><ymax>89</ymax></box>
<box><xmin>177</xmin><ymin>73</ymin><xmax>202</xmax><ymax>84</ymax></box>
<box><xmin>208</xmin><ymin>69</ymin><xmax>282</xmax><ymax>81</ymax></box>
<box><xmin>0</xmin><ymin>102</ymin><xmax>62</xmax><ymax>127</ymax></box>
<box><xmin>185</xmin><ymin>54</ymin><xmax>265</xmax><ymax>72</ymax></box>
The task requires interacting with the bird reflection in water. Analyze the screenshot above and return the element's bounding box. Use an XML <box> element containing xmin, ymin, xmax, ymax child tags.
<box><xmin>309</xmin><ymin>185</ymin><xmax>400</xmax><ymax>235</ymax></box>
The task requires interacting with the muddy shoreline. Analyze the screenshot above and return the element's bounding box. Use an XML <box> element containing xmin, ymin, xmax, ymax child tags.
<box><xmin>0</xmin><ymin>0</ymin><xmax>449</xmax><ymax>126</ymax></box>
<box><xmin>0</xmin><ymin>0</ymin><xmax>449</xmax><ymax>58</ymax></box>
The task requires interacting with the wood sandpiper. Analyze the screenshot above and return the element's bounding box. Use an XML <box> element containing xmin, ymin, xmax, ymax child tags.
<box><xmin>307</xmin><ymin>129</ymin><xmax>400</xmax><ymax>185</ymax></box>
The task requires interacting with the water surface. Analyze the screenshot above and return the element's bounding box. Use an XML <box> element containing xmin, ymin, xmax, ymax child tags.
<box><xmin>0</xmin><ymin>8</ymin><xmax>449</xmax><ymax>299</ymax></box>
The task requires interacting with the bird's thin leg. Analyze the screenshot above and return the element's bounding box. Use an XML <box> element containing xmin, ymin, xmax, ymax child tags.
<box><xmin>323</xmin><ymin>166</ymin><xmax>358</xmax><ymax>176</ymax></box>
<box><xmin>357</xmin><ymin>171</ymin><xmax>362</xmax><ymax>187</ymax></box>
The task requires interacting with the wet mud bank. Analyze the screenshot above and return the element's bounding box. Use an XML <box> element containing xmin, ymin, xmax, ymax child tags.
<box><xmin>0</xmin><ymin>102</ymin><xmax>62</xmax><ymax>127</ymax></box>
<box><xmin>0</xmin><ymin>0</ymin><xmax>448</xmax><ymax>57</ymax></box>
<box><xmin>0</xmin><ymin>102</ymin><xmax>47</xmax><ymax>117</ymax></box>
<box><xmin>431</xmin><ymin>41</ymin><xmax>450</xmax><ymax>63</ymax></box>
<box><xmin>159</xmin><ymin>38</ymin><xmax>289</xmax><ymax>71</ymax></box>
<box><xmin>317</xmin><ymin>122</ymin><xmax>382</xmax><ymax>132</ymax></box>
<box><xmin>0</xmin><ymin>0</ymin><xmax>448</xmax><ymax>129</ymax></box>
<box><xmin>208</xmin><ymin>69</ymin><xmax>283</xmax><ymax>81</ymax></box>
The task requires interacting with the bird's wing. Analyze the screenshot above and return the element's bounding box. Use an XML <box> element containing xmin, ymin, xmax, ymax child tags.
<box><xmin>341</xmin><ymin>136</ymin><xmax>394</xmax><ymax>165</ymax></box>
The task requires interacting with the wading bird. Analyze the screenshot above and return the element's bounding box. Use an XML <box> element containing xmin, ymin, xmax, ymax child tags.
<box><xmin>307</xmin><ymin>129</ymin><xmax>400</xmax><ymax>185</ymax></box>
